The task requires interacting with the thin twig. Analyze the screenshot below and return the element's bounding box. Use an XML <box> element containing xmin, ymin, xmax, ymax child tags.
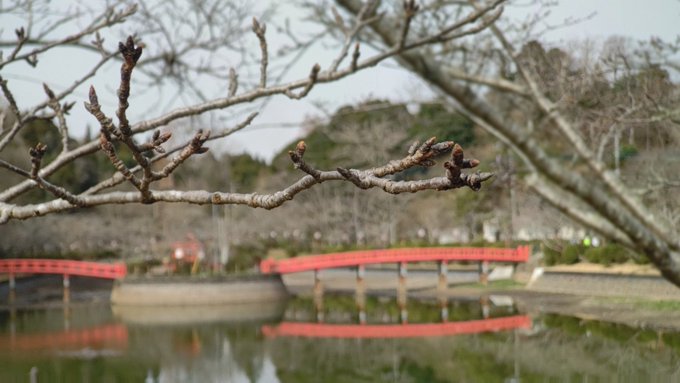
<box><xmin>252</xmin><ymin>17</ymin><xmax>268</xmax><ymax>88</ymax></box>
<box><xmin>328</xmin><ymin>0</ymin><xmax>377</xmax><ymax>72</ymax></box>
<box><xmin>27</xmin><ymin>142</ymin><xmax>85</xmax><ymax>206</ymax></box>
<box><xmin>42</xmin><ymin>83</ymin><xmax>71</xmax><ymax>152</ymax></box>
<box><xmin>398</xmin><ymin>0</ymin><xmax>420</xmax><ymax>49</ymax></box>
<box><xmin>228</xmin><ymin>67</ymin><xmax>238</xmax><ymax>97</ymax></box>
<box><xmin>285</xmin><ymin>64</ymin><xmax>320</xmax><ymax>99</ymax></box>
<box><xmin>0</xmin><ymin>4</ymin><xmax>136</xmax><ymax>70</ymax></box>
<box><xmin>0</xmin><ymin>76</ymin><xmax>23</xmax><ymax>152</ymax></box>
<box><xmin>82</xmin><ymin>112</ymin><xmax>258</xmax><ymax>196</ymax></box>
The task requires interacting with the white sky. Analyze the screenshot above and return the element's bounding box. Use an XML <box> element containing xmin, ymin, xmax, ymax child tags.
<box><xmin>2</xmin><ymin>1</ymin><xmax>679</xmax><ymax>162</ymax></box>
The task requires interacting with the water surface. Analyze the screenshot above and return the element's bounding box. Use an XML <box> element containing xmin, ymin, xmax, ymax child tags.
<box><xmin>2</xmin><ymin>294</ymin><xmax>680</xmax><ymax>382</ymax></box>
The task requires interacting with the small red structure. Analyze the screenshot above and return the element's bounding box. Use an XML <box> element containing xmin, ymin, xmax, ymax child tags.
<box><xmin>169</xmin><ymin>234</ymin><xmax>206</xmax><ymax>272</ymax></box>
<box><xmin>171</xmin><ymin>242</ymin><xmax>205</xmax><ymax>263</ymax></box>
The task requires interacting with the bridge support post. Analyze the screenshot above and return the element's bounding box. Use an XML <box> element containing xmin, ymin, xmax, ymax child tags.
<box><xmin>358</xmin><ymin>307</ymin><xmax>367</xmax><ymax>325</ymax></box>
<box><xmin>398</xmin><ymin>262</ymin><xmax>407</xmax><ymax>281</ymax></box>
<box><xmin>439</xmin><ymin>296</ymin><xmax>449</xmax><ymax>323</ymax></box>
<box><xmin>356</xmin><ymin>265</ymin><xmax>366</xmax><ymax>324</ymax></box>
<box><xmin>398</xmin><ymin>262</ymin><xmax>407</xmax><ymax>323</ymax></box>
<box><xmin>64</xmin><ymin>304</ymin><xmax>71</xmax><ymax>330</ymax></box>
<box><xmin>9</xmin><ymin>307</ymin><xmax>16</xmax><ymax>340</ymax></box>
<box><xmin>63</xmin><ymin>274</ymin><xmax>70</xmax><ymax>304</ymax></box>
<box><xmin>356</xmin><ymin>265</ymin><xmax>365</xmax><ymax>289</ymax></box>
<box><xmin>399</xmin><ymin>306</ymin><xmax>408</xmax><ymax>324</ymax></box>
<box><xmin>437</xmin><ymin>261</ymin><xmax>448</xmax><ymax>322</ymax></box>
<box><xmin>313</xmin><ymin>269</ymin><xmax>324</xmax><ymax>322</ymax></box>
<box><xmin>437</xmin><ymin>260</ymin><xmax>448</xmax><ymax>292</ymax></box>
<box><xmin>8</xmin><ymin>273</ymin><xmax>16</xmax><ymax>305</ymax></box>
<box><xmin>480</xmin><ymin>295</ymin><xmax>490</xmax><ymax>319</ymax></box>
<box><xmin>29</xmin><ymin>367</ymin><xmax>39</xmax><ymax>383</ymax></box>
<box><xmin>313</xmin><ymin>269</ymin><xmax>323</xmax><ymax>296</ymax></box>
<box><xmin>314</xmin><ymin>297</ymin><xmax>324</xmax><ymax>323</ymax></box>
<box><xmin>478</xmin><ymin>261</ymin><xmax>489</xmax><ymax>286</ymax></box>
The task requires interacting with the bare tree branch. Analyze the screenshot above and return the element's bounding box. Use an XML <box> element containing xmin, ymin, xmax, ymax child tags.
<box><xmin>82</xmin><ymin>112</ymin><xmax>257</xmax><ymax>196</ymax></box>
<box><xmin>527</xmin><ymin>174</ymin><xmax>634</xmax><ymax>248</ymax></box>
<box><xmin>1</xmin><ymin>3</ymin><xmax>504</xmax><ymax>203</ymax></box>
<box><xmin>0</xmin><ymin>2</ymin><xmax>499</xmax><ymax>232</ymax></box>
<box><xmin>27</xmin><ymin>142</ymin><xmax>85</xmax><ymax>207</ymax></box>
<box><xmin>0</xmin><ymin>4</ymin><xmax>136</xmax><ymax>69</ymax></box>
<box><xmin>0</xmin><ymin>139</ymin><xmax>490</xmax><ymax>223</ymax></box>
<box><xmin>328</xmin><ymin>0</ymin><xmax>379</xmax><ymax>72</ymax></box>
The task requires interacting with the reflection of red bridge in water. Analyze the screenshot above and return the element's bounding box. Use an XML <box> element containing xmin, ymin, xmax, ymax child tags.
<box><xmin>262</xmin><ymin>315</ymin><xmax>531</xmax><ymax>339</ymax></box>
<box><xmin>260</xmin><ymin>247</ymin><xmax>530</xmax><ymax>274</ymax></box>
<box><xmin>0</xmin><ymin>323</ymin><xmax>128</xmax><ymax>351</ymax></box>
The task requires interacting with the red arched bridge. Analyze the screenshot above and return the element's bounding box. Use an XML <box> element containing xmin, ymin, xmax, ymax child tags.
<box><xmin>0</xmin><ymin>259</ymin><xmax>127</xmax><ymax>279</ymax></box>
<box><xmin>262</xmin><ymin>315</ymin><xmax>531</xmax><ymax>339</ymax></box>
<box><xmin>1</xmin><ymin>259</ymin><xmax>127</xmax><ymax>303</ymax></box>
<box><xmin>260</xmin><ymin>246</ymin><xmax>530</xmax><ymax>274</ymax></box>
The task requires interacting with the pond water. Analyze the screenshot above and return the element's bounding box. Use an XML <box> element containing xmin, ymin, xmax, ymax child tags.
<box><xmin>2</xmin><ymin>294</ymin><xmax>680</xmax><ymax>382</ymax></box>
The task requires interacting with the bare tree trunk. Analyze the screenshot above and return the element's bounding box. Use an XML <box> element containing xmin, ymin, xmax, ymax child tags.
<box><xmin>336</xmin><ymin>0</ymin><xmax>680</xmax><ymax>287</ymax></box>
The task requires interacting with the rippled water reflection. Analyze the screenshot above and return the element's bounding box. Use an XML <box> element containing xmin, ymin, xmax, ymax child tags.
<box><xmin>2</xmin><ymin>294</ymin><xmax>680</xmax><ymax>382</ymax></box>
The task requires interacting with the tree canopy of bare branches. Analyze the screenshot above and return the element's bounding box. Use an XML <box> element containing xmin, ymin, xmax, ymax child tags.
<box><xmin>0</xmin><ymin>1</ymin><xmax>495</xmax><ymax>224</ymax></box>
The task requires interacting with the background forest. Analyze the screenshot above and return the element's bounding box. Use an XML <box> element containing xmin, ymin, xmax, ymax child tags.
<box><xmin>3</xmin><ymin>39</ymin><xmax>673</xmax><ymax>270</ymax></box>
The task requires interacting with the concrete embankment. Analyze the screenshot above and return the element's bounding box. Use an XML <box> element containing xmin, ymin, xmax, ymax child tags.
<box><xmin>449</xmin><ymin>266</ymin><xmax>680</xmax><ymax>330</ymax></box>
<box><xmin>527</xmin><ymin>269</ymin><xmax>680</xmax><ymax>300</ymax></box>
<box><xmin>113</xmin><ymin>300</ymin><xmax>288</xmax><ymax>325</ymax></box>
<box><xmin>111</xmin><ymin>274</ymin><xmax>288</xmax><ymax>306</ymax></box>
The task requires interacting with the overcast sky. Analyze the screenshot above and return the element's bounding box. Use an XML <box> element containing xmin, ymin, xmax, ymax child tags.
<box><xmin>2</xmin><ymin>1</ymin><xmax>679</xmax><ymax>162</ymax></box>
<box><xmin>237</xmin><ymin>0</ymin><xmax>680</xmax><ymax>161</ymax></box>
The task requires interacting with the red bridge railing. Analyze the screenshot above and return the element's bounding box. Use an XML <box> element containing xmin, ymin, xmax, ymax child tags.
<box><xmin>262</xmin><ymin>315</ymin><xmax>531</xmax><ymax>339</ymax></box>
<box><xmin>260</xmin><ymin>246</ymin><xmax>530</xmax><ymax>274</ymax></box>
<box><xmin>0</xmin><ymin>259</ymin><xmax>127</xmax><ymax>280</ymax></box>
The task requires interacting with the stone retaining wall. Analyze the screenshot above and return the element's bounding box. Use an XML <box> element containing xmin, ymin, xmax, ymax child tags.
<box><xmin>111</xmin><ymin>274</ymin><xmax>288</xmax><ymax>306</ymax></box>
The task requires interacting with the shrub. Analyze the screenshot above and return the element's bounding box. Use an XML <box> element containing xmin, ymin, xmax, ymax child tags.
<box><xmin>583</xmin><ymin>243</ymin><xmax>630</xmax><ymax>266</ymax></box>
<box><xmin>227</xmin><ymin>243</ymin><xmax>267</xmax><ymax>272</ymax></box>
<box><xmin>619</xmin><ymin>144</ymin><xmax>638</xmax><ymax>163</ymax></box>
<box><xmin>632</xmin><ymin>252</ymin><xmax>651</xmax><ymax>265</ymax></box>
<box><xmin>583</xmin><ymin>246</ymin><xmax>601</xmax><ymax>264</ymax></box>
<box><xmin>543</xmin><ymin>245</ymin><xmax>561</xmax><ymax>266</ymax></box>
<box><xmin>561</xmin><ymin>244</ymin><xmax>582</xmax><ymax>264</ymax></box>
